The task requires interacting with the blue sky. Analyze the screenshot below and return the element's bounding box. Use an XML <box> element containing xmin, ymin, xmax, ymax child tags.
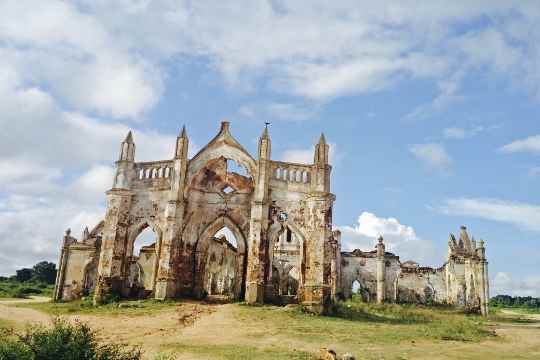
<box><xmin>0</xmin><ymin>1</ymin><xmax>539</xmax><ymax>296</ymax></box>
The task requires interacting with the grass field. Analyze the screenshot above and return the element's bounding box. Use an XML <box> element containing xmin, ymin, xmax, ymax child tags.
<box><xmin>15</xmin><ymin>297</ymin><xmax>184</xmax><ymax>316</ymax></box>
<box><xmin>0</xmin><ymin>279</ymin><xmax>54</xmax><ymax>299</ymax></box>
<box><xmin>3</xmin><ymin>298</ymin><xmax>540</xmax><ymax>360</ymax></box>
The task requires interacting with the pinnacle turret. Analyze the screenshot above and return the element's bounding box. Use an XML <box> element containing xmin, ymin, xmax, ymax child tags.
<box><xmin>319</xmin><ymin>132</ymin><xmax>326</xmax><ymax>144</ymax></box>
<box><xmin>175</xmin><ymin>125</ymin><xmax>189</xmax><ymax>159</ymax></box>
<box><xmin>124</xmin><ymin>131</ymin><xmax>134</xmax><ymax>144</ymax></box>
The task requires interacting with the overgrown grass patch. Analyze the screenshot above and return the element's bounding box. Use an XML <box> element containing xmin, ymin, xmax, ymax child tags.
<box><xmin>0</xmin><ymin>279</ymin><xmax>54</xmax><ymax>299</ymax></box>
<box><xmin>15</xmin><ymin>297</ymin><xmax>183</xmax><ymax>317</ymax></box>
<box><xmin>164</xmin><ymin>343</ymin><xmax>317</xmax><ymax>360</ymax></box>
<box><xmin>232</xmin><ymin>301</ymin><xmax>493</xmax><ymax>345</ymax></box>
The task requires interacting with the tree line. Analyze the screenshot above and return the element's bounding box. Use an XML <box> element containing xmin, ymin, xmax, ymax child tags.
<box><xmin>0</xmin><ymin>261</ymin><xmax>57</xmax><ymax>285</ymax></box>
<box><xmin>489</xmin><ymin>294</ymin><xmax>540</xmax><ymax>309</ymax></box>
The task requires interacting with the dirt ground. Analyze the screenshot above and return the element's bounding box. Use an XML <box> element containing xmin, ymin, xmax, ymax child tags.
<box><xmin>1</xmin><ymin>298</ymin><xmax>539</xmax><ymax>360</ymax></box>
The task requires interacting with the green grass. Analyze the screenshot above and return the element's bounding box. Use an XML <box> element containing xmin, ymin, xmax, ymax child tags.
<box><xmin>0</xmin><ymin>279</ymin><xmax>54</xmax><ymax>299</ymax></box>
<box><xmin>499</xmin><ymin>307</ymin><xmax>540</xmax><ymax>314</ymax></box>
<box><xmin>164</xmin><ymin>343</ymin><xmax>317</xmax><ymax>360</ymax></box>
<box><xmin>232</xmin><ymin>301</ymin><xmax>494</xmax><ymax>345</ymax></box>
<box><xmin>15</xmin><ymin>297</ymin><xmax>183</xmax><ymax>316</ymax></box>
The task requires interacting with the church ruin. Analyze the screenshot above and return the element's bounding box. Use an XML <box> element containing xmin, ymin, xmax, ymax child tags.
<box><xmin>54</xmin><ymin>121</ymin><xmax>490</xmax><ymax>316</ymax></box>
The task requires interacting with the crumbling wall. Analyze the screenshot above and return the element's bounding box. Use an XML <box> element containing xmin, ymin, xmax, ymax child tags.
<box><xmin>397</xmin><ymin>267</ymin><xmax>446</xmax><ymax>304</ymax></box>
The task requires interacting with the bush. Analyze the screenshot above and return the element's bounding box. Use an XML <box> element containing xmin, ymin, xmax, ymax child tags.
<box><xmin>0</xmin><ymin>338</ymin><xmax>33</xmax><ymax>360</ymax></box>
<box><xmin>0</xmin><ymin>318</ymin><xmax>142</xmax><ymax>360</ymax></box>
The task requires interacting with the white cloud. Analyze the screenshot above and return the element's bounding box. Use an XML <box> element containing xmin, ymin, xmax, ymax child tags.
<box><xmin>12</xmin><ymin>1</ymin><xmax>538</xmax><ymax>106</ymax></box>
<box><xmin>338</xmin><ymin>212</ymin><xmax>439</xmax><ymax>265</ymax></box>
<box><xmin>0</xmin><ymin>194</ymin><xmax>105</xmax><ymax>275</ymax></box>
<box><xmin>500</xmin><ymin>135</ymin><xmax>540</xmax><ymax>154</ymax></box>
<box><xmin>443</xmin><ymin>126</ymin><xmax>484</xmax><ymax>140</ymax></box>
<box><xmin>409</xmin><ymin>143</ymin><xmax>452</xmax><ymax>168</ymax></box>
<box><xmin>492</xmin><ymin>272</ymin><xmax>540</xmax><ymax>297</ymax></box>
<box><xmin>0</xmin><ymin>0</ymin><xmax>162</xmax><ymax>119</ymax></box>
<box><xmin>440</xmin><ymin>198</ymin><xmax>540</xmax><ymax>232</ymax></box>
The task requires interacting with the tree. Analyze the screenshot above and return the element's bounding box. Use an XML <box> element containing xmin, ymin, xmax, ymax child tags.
<box><xmin>32</xmin><ymin>261</ymin><xmax>57</xmax><ymax>284</ymax></box>
<box><xmin>15</xmin><ymin>268</ymin><xmax>33</xmax><ymax>282</ymax></box>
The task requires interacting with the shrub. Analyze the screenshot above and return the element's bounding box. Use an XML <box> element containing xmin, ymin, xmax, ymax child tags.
<box><xmin>0</xmin><ymin>338</ymin><xmax>33</xmax><ymax>360</ymax></box>
<box><xmin>0</xmin><ymin>318</ymin><xmax>142</xmax><ymax>360</ymax></box>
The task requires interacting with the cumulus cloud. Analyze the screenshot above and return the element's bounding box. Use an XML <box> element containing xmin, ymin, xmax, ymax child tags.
<box><xmin>409</xmin><ymin>143</ymin><xmax>452</xmax><ymax>168</ymax></box>
<box><xmin>0</xmin><ymin>194</ymin><xmax>105</xmax><ymax>275</ymax></box>
<box><xmin>500</xmin><ymin>135</ymin><xmax>540</xmax><ymax>154</ymax></box>
<box><xmin>440</xmin><ymin>198</ymin><xmax>540</xmax><ymax>232</ymax></box>
<box><xmin>492</xmin><ymin>272</ymin><xmax>540</xmax><ymax>297</ymax></box>
<box><xmin>6</xmin><ymin>1</ymin><xmax>537</xmax><ymax>107</ymax></box>
<box><xmin>0</xmin><ymin>0</ymin><xmax>162</xmax><ymax>119</ymax></box>
<box><xmin>338</xmin><ymin>212</ymin><xmax>439</xmax><ymax>266</ymax></box>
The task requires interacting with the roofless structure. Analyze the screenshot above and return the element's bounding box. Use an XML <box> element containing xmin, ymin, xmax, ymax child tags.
<box><xmin>54</xmin><ymin>122</ymin><xmax>489</xmax><ymax>316</ymax></box>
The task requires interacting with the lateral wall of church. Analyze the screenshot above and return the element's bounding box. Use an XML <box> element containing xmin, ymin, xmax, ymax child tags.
<box><xmin>340</xmin><ymin>253</ymin><xmax>401</xmax><ymax>301</ymax></box>
<box><xmin>397</xmin><ymin>268</ymin><xmax>447</xmax><ymax>304</ymax></box>
<box><xmin>61</xmin><ymin>246</ymin><xmax>97</xmax><ymax>301</ymax></box>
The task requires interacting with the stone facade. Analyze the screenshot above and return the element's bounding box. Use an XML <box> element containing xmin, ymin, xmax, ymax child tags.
<box><xmin>54</xmin><ymin>122</ymin><xmax>489</xmax><ymax>315</ymax></box>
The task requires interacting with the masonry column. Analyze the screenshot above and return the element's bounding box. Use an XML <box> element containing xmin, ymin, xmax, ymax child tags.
<box><xmin>94</xmin><ymin>132</ymin><xmax>136</xmax><ymax>304</ymax></box>
<box><xmin>477</xmin><ymin>239</ymin><xmax>489</xmax><ymax>316</ymax></box>
<box><xmin>330</xmin><ymin>230</ymin><xmax>342</xmax><ymax>301</ymax></box>
<box><xmin>245</xmin><ymin>127</ymin><xmax>271</xmax><ymax>304</ymax></box>
<box><xmin>155</xmin><ymin>126</ymin><xmax>189</xmax><ymax>299</ymax></box>
<box><xmin>376</xmin><ymin>236</ymin><xmax>386</xmax><ymax>304</ymax></box>
<box><xmin>302</xmin><ymin>134</ymin><xmax>335</xmax><ymax>313</ymax></box>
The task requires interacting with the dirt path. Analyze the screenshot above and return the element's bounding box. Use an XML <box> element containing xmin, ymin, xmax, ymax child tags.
<box><xmin>0</xmin><ymin>297</ymin><xmax>52</xmax><ymax>327</ymax></box>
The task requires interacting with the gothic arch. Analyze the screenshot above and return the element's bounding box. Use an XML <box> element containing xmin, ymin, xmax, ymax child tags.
<box><xmin>124</xmin><ymin>219</ymin><xmax>163</xmax><ymax>295</ymax></box>
<box><xmin>126</xmin><ymin>219</ymin><xmax>163</xmax><ymax>258</ymax></box>
<box><xmin>82</xmin><ymin>257</ymin><xmax>98</xmax><ymax>295</ymax></box>
<box><xmin>267</xmin><ymin>219</ymin><xmax>307</xmax><ymax>301</ymax></box>
<box><xmin>193</xmin><ymin>215</ymin><xmax>248</xmax><ymax>300</ymax></box>
<box><xmin>187</xmin><ymin>145</ymin><xmax>257</xmax><ymax>183</ymax></box>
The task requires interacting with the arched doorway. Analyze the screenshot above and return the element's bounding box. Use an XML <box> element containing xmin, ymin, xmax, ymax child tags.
<box><xmin>269</xmin><ymin>223</ymin><xmax>305</xmax><ymax>304</ymax></box>
<box><xmin>351</xmin><ymin>279</ymin><xmax>370</xmax><ymax>302</ymax></box>
<box><xmin>125</xmin><ymin>224</ymin><xmax>160</xmax><ymax>299</ymax></box>
<box><xmin>82</xmin><ymin>260</ymin><xmax>98</xmax><ymax>296</ymax></box>
<box><xmin>193</xmin><ymin>217</ymin><xmax>247</xmax><ymax>301</ymax></box>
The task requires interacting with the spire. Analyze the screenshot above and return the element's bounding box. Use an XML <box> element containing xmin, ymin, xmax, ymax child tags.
<box><xmin>459</xmin><ymin>225</ymin><xmax>473</xmax><ymax>253</ymax></box>
<box><xmin>258</xmin><ymin>123</ymin><xmax>271</xmax><ymax>159</ymax></box>
<box><xmin>319</xmin><ymin>132</ymin><xmax>326</xmax><ymax>144</ymax></box>
<box><xmin>314</xmin><ymin>132</ymin><xmax>329</xmax><ymax>165</ymax></box>
<box><xmin>119</xmin><ymin>131</ymin><xmax>135</xmax><ymax>161</ymax></box>
<box><xmin>124</xmin><ymin>131</ymin><xmax>134</xmax><ymax>144</ymax></box>
<box><xmin>175</xmin><ymin>125</ymin><xmax>189</xmax><ymax>159</ymax></box>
